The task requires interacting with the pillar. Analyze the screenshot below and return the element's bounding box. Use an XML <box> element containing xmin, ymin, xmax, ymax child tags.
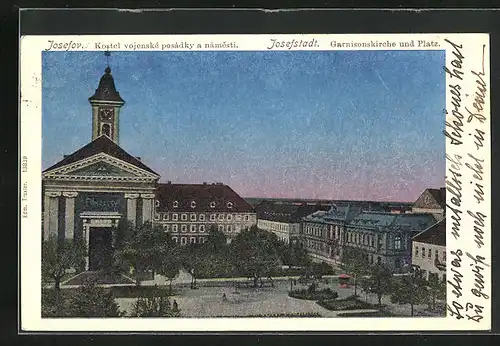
<box><xmin>125</xmin><ymin>193</ymin><xmax>139</xmax><ymax>226</ymax></box>
<box><xmin>45</xmin><ymin>191</ymin><xmax>61</xmax><ymax>240</ymax></box>
<box><xmin>83</xmin><ymin>221</ymin><xmax>90</xmax><ymax>271</ymax></box>
<box><xmin>62</xmin><ymin>191</ymin><xmax>78</xmax><ymax>240</ymax></box>
<box><xmin>141</xmin><ymin>193</ymin><xmax>155</xmax><ymax>223</ymax></box>
<box><xmin>43</xmin><ymin>193</ymin><xmax>51</xmax><ymax>241</ymax></box>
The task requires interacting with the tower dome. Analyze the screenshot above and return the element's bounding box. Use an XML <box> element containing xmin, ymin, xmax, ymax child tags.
<box><xmin>89</xmin><ymin>66</ymin><xmax>125</xmax><ymax>103</ymax></box>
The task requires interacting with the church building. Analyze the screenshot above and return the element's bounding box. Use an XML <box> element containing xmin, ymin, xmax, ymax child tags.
<box><xmin>42</xmin><ymin>63</ymin><xmax>256</xmax><ymax>272</ymax></box>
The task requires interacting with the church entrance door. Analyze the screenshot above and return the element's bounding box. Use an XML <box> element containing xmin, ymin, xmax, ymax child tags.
<box><xmin>88</xmin><ymin>227</ymin><xmax>113</xmax><ymax>271</ymax></box>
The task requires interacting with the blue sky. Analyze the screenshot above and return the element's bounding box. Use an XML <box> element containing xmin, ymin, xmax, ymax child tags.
<box><xmin>42</xmin><ymin>50</ymin><xmax>445</xmax><ymax>202</ymax></box>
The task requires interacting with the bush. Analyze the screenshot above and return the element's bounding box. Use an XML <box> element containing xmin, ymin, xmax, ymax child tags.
<box><xmin>111</xmin><ymin>285</ymin><xmax>175</xmax><ymax>298</ymax></box>
<box><xmin>130</xmin><ymin>285</ymin><xmax>181</xmax><ymax>317</ymax></box>
<box><xmin>317</xmin><ymin>295</ymin><xmax>377</xmax><ymax>311</ymax></box>
<box><xmin>288</xmin><ymin>288</ymin><xmax>338</xmax><ymax>301</ymax></box>
<box><xmin>67</xmin><ymin>279</ymin><xmax>123</xmax><ymax>317</ymax></box>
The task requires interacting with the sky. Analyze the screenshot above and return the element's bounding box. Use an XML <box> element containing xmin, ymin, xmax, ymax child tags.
<box><xmin>42</xmin><ymin>50</ymin><xmax>445</xmax><ymax>202</ymax></box>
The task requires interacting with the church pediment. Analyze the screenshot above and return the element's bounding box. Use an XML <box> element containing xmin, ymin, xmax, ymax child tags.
<box><xmin>43</xmin><ymin>153</ymin><xmax>159</xmax><ymax>182</ymax></box>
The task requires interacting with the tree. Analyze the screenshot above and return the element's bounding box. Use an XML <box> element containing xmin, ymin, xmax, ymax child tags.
<box><xmin>427</xmin><ymin>275</ymin><xmax>446</xmax><ymax>311</ymax></box>
<box><xmin>156</xmin><ymin>245</ymin><xmax>182</xmax><ymax>294</ymax></box>
<box><xmin>206</xmin><ymin>225</ymin><xmax>227</xmax><ymax>253</ymax></box>
<box><xmin>341</xmin><ymin>247</ymin><xmax>369</xmax><ymax>296</ymax></box>
<box><xmin>365</xmin><ymin>264</ymin><xmax>393</xmax><ymax>308</ymax></box>
<box><xmin>68</xmin><ymin>278</ymin><xmax>122</xmax><ymax>317</ymax></box>
<box><xmin>42</xmin><ymin>235</ymin><xmax>86</xmax><ymax>291</ymax></box>
<box><xmin>114</xmin><ymin>222</ymin><xmax>167</xmax><ymax>286</ymax></box>
<box><xmin>390</xmin><ymin>272</ymin><xmax>428</xmax><ymax>316</ymax></box>
<box><xmin>130</xmin><ymin>285</ymin><xmax>181</xmax><ymax>317</ymax></box>
<box><xmin>230</xmin><ymin>226</ymin><xmax>281</xmax><ymax>287</ymax></box>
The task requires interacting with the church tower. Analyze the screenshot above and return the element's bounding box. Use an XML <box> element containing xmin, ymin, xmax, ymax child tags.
<box><xmin>89</xmin><ymin>56</ymin><xmax>125</xmax><ymax>144</ymax></box>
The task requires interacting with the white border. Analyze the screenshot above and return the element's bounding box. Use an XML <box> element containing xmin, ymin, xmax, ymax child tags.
<box><xmin>20</xmin><ymin>34</ymin><xmax>491</xmax><ymax>331</ymax></box>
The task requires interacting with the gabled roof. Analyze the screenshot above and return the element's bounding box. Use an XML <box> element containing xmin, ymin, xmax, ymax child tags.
<box><xmin>156</xmin><ymin>183</ymin><xmax>255</xmax><ymax>213</ymax></box>
<box><xmin>412</xmin><ymin>219</ymin><xmax>446</xmax><ymax>246</ymax></box>
<box><xmin>43</xmin><ymin>135</ymin><xmax>159</xmax><ymax>175</ymax></box>
<box><xmin>413</xmin><ymin>188</ymin><xmax>446</xmax><ymax>209</ymax></box>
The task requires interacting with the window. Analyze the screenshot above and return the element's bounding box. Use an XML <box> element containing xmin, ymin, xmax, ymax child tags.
<box><xmin>199</xmin><ymin>237</ymin><xmax>205</xmax><ymax>244</ymax></box>
<box><xmin>199</xmin><ymin>214</ymin><xmax>205</xmax><ymax>221</ymax></box>
<box><xmin>394</xmin><ymin>234</ymin><xmax>402</xmax><ymax>250</ymax></box>
<box><xmin>245</xmin><ymin>215</ymin><xmax>249</xmax><ymax>221</ymax></box>
<box><xmin>181</xmin><ymin>237</ymin><xmax>187</xmax><ymax>245</ymax></box>
<box><xmin>370</xmin><ymin>236</ymin><xmax>374</xmax><ymax>247</ymax></box>
<box><xmin>172</xmin><ymin>224</ymin><xmax>178</xmax><ymax>232</ymax></box>
<box><xmin>428</xmin><ymin>248</ymin><xmax>432</xmax><ymax>258</ymax></box>
<box><xmin>210</xmin><ymin>201</ymin><xmax>216</xmax><ymax>208</ymax></box>
<box><xmin>443</xmin><ymin>251</ymin><xmax>446</xmax><ymax>262</ymax></box>
<box><xmin>226</xmin><ymin>225</ymin><xmax>231</xmax><ymax>232</ymax></box>
<box><xmin>172</xmin><ymin>237</ymin><xmax>178</xmax><ymax>243</ymax></box>
<box><xmin>435</xmin><ymin>249</ymin><xmax>439</xmax><ymax>259</ymax></box>
<box><xmin>181</xmin><ymin>214</ymin><xmax>187</xmax><ymax>221</ymax></box>
<box><xmin>181</xmin><ymin>224</ymin><xmax>187</xmax><ymax>232</ymax></box>
<box><xmin>218</xmin><ymin>225</ymin><xmax>224</xmax><ymax>232</ymax></box>
<box><xmin>415</xmin><ymin>246</ymin><xmax>419</xmax><ymax>257</ymax></box>
<box><xmin>218</xmin><ymin>214</ymin><xmax>224</xmax><ymax>221</ymax></box>
<box><xmin>199</xmin><ymin>225</ymin><xmax>205</xmax><ymax>232</ymax></box>
<box><xmin>190</xmin><ymin>237</ymin><xmax>196</xmax><ymax>244</ymax></box>
<box><xmin>190</xmin><ymin>225</ymin><xmax>196</xmax><ymax>232</ymax></box>
<box><xmin>190</xmin><ymin>201</ymin><xmax>196</xmax><ymax>209</ymax></box>
<box><xmin>172</xmin><ymin>213</ymin><xmax>178</xmax><ymax>221</ymax></box>
<box><xmin>155</xmin><ymin>200</ymin><xmax>160</xmax><ymax>207</ymax></box>
<box><xmin>227</xmin><ymin>214</ymin><xmax>232</xmax><ymax>221</ymax></box>
<box><xmin>210</xmin><ymin>214</ymin><xmax>216</xmax><ymax>221</ymax></box>
<box><xmin>154</xmin><ymin>214</ymin><xmax>160</xmax><ymax>221</ymax></box>
<box><xmin>163</xmin><ymin>213</ymin><xmax>169</xmax><ymax>221</ymax></box>
<box><xmin>173</xmin><ymin>201</ymin><xmax>178</xmax><ymax>208</ymax></box>
<box><xmin>101</xmin><ymin>123</ymin><xmax>112</xmax><ymax>138</ymax></box>
<box><xmin>190</xmin><ymin>214</ymin><xmax>196</xmax><ymax>221</ymax></box>
<box><xmin>227</xmin><ymin>202</ymin><xmax>233</xmax><ymax>209</ymax></box>
<box><xmin>236</xmin><ymin>214</ymin><xmax>241</xmax><ymax>221</ymax></box>
<box><xmin>164</xmin><ymin>225</ymin><xmax>171</xmax><ymax>232</ymax></box>
<box><xmin>422</xmin><ymin>247</ymin><xmax>425</xmax><ymax>258</ymax></box>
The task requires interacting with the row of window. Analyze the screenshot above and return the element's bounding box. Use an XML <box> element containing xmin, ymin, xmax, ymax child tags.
<box><xmin>414</xmin><ymin>246</ymin><xmax>446</xmax><ymax>261</ymax></box>
<box><xmin>304</xmin><ymin>224</ymin><xmax>328</xmax><ymax>238</ymax></box>
<box><xmin>258</xmin><ymin>221</ymin><xmax>290</xmax><ymax>232</ymax></box>
<box><xmin>172</xmin><ymin>236</ymin><xmax>206</xmax><ymax>245</ymax></box>
<box><xmin>154</xmin><ymin>212</ymin><xmax>252</xmax><ymax>222</ymax></box>
<box><xmin>155</xmin><ymin>200</ymin><xmax>234</xmax><ymax>209</ymax></box>
<box><xmin>163</xmin><ymin>224</ymin><xmax>240</xmax><ymax>233</ymax></box>
<box><xmin>347</xmin><ymin>232</ymin><xmax>376</xmax><ymax>247</ymax></box>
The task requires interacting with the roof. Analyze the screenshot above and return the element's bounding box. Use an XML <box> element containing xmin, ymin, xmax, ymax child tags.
<box><xmin>156</xmin><ymin>183</ymin><xmax>255</xmax><ymax>213</ymax></box>
<box><xmin>43</xmin><ymin>135</ymin><xmax>159</xmax><ymax>175</ymax></box>
<box><xmin>89</xmin><ymin>66</ymin><xmax>125</xmax><ymax>103</ymax></box>
<box><xmin>413</xmin><ymin>188</ymin><xmax>446</xmax><ymax>209</ymax></box>
<box><xmin>255</xmin><ymin>202</ymin><xmax>324</xmax><ymax>223</ymax></box>
<box><xmin>412</xmin><ymin>219</ymin><xmax>446</xmax><ymax>246</ymax></box>
<box><xmin>348</xmin><ymin>211</ymin><xmax>435</xmax><ymax>232</ymax></box>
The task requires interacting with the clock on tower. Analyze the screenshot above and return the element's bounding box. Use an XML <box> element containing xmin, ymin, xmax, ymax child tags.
<box><xmin>88</xmin><ymin>64</ymin><xmax>125</xmax><ymax>144</ymax></box>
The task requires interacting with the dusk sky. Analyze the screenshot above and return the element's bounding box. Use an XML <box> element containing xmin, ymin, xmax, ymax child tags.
<box><xmin>42</xmin><ymin>50</ymin><xmax>445</xmax><ymax>202</ymax></box>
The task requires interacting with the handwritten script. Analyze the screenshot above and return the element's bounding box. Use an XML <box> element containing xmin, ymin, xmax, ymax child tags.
<box><xmin>444</xmin><ymin>39</ymin><xmax>490</xmax><ymax>325</ymax></box>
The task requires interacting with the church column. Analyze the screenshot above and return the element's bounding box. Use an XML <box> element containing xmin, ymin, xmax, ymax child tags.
<box><xmin>82</xmin><ymin>220</ymin><xmax>90</xmax><ymax>271</ymax></box>
<box><xmin>43</xmin><ymin>193</ymin><xmax>50</xmax><ymax>241</ymax></box>
<box><xmin>125</xmin><ymin>193</ymin><xmax>140</xmax><ymax>226</ymax></box>
<box><xmin>141</xmin><ymin>194</ymin><xmax>155</xmax><ymax>223</ymax></box>
<box><xmin>45</xmin><ymin>191</ymin><xmax>61</xmax><ymax>240</ymax></box>
<box><xmin>62</xmin><ymin>192</ymin><xmax>78</xmax><ymax>240</ymax></box>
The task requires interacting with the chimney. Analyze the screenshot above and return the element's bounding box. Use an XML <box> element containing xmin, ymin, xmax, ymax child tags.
<box><xmin>135</xmin><ymin>157</ymin><xmax>141</xmax><ymax>161</ymax></box>
<box><xmin>63</xmin><ymin>155</ymin><xmax>69</xmax><ymax>159</ymax></box>
<box><xmin>167</xmin><ymin>180</ymin><xmax>172</xmax><ymax>184</ymax></box>
<box><xmin>203</xmin><ymin>182</ymin><xmax>207</xmax><ymax>185</ymax></box>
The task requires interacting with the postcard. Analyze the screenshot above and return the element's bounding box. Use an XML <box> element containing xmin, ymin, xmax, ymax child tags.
<box><xmin>19</xmin><ymin>33</ymin><xmax>491</xmax><ymax>332</ymax></box>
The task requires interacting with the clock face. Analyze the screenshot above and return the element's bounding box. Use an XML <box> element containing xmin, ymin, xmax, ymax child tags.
<box><xmin>99</xmin><ymin>108</ymin><xmax>114</xmax><ymax>121</ymax></box>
